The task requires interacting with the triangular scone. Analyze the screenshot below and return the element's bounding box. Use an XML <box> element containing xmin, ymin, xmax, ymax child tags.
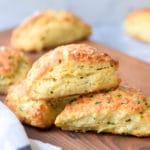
<box><xmin>55</xmin><ymin>87</ymin><xmax>150</xmax><ymax>137</ymax></box>
<box><xmin>11</xmin><ymin>10</ymin><xmax>91</xmax><ymax>52</ymax></box>
<box><xmin>5</xmin><ymin>80</ymin><xmax>79</xmax><ymax>128</ymax></box>
<box><xmin>25</xmin><ymin>44</ymin><xmax>120</xmax><ymax>100</ymax></box>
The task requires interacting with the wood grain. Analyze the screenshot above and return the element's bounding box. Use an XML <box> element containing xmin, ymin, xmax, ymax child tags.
<box><xmin>0</xmin><ymin>29</ymin><xmax>150</xmax><ymax>150</ymax></box>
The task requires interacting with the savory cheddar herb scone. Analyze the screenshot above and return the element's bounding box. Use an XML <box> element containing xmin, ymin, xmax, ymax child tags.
<box><xmin>11</xmin><ymin>10</ymin><xmax>91</xmax><ymax>52</ymax></box>
<box><xmin>124</xmin><ymin>8</ymin><xmax>150</xmax><ymax>43</ymax></box>
<box><xmin>55</xmin><ymin>87</ymin><xmax>150</xmax><ymax>137</ymax></box>
<box><xmin>0</xmin><ymin>47</ymin><xmax>31</xmax><ymax>94</ymax></box>
<box><xmin>5</xmin><ymin>80</ymin><xmax>79</xmax><ymax>128</ymax></box>
<box><xmin>5</xmin><ymin>80</ymin><xmax>59</xmax><ymax>128</ymax></box>
<box><xmin>25</xmin><ymin>44</ymin><xmax>120</xmax><ymax>100</ymax></box>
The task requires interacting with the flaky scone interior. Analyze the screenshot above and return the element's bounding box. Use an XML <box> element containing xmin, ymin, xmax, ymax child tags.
<box><xmin>55</xmin><ymin>87</ymin><xmax>150</xmax><ymax>137</ymax></box>
<box><xmin>25</xmin><ymin>44</ymin><xmax>120</xmax><ymax>100</ymax></box>
<box><xmin>5</xmin><ymin>80</ymin><xmax>79</xmax><ymax>128</ymax></box>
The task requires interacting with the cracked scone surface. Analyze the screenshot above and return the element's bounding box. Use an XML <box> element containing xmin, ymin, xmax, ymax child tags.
<box><xmin>11</xmin><ymin>10</ymin><xmax>91</xmax><ymax>52</ymax></box>
<box><xmin>0</xmin><ymin>47</ymin><xmax>31</xmax><ymax>94</ymax></box>
<box><xmin>25</xmin><ymin>43</ymin><xmax>120</xmax><ymax>100</ymax></box>
<box><xmin>55</xmin><ymin>87</ymin><xmax>150</xmax><ymax>137</ymax></box>
<box><xmin>124</xmin><ymin>8</ymin><xmax>150</xmax><ymax>43</ymax></box>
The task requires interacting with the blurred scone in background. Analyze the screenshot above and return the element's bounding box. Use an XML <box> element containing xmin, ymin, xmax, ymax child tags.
<box><xmin>1</xmin><ymin>0</ymin><xmax>150</xmax><ymax>62</ymax></box>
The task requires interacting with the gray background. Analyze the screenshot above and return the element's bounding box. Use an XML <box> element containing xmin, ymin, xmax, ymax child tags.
<box><xmin>0</xmin><ymin>0</ymin><xmax>150</xmax><ymax>63</ymax></box>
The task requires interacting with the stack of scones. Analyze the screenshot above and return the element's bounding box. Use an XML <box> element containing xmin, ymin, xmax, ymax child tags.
<box><xmin>2</xmin><ymin>10</ymin><xmax>150</xmax><ymax>137</ymax></box>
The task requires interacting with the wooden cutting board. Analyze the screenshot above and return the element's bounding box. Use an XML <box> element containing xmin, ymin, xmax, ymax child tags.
<box><xmin>0</xmin><ymin>29</ymin><xmax>150</xmax><ymax>150</ymax></box>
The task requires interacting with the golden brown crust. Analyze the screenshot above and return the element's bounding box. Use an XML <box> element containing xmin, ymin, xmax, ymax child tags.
<box><xmin>25</xmin><ymin>43</ymin><xmax>119</xmax><ymax>100</ymax></box>
<box><xmin>13</xmin><ymin>10</ymin><xmax>89</xmax><ymax>37</ymax></box>
<box><xmin>5</xmin><ymin>80</ymin><xmax>59</xmax><ymax>128</ymax></box>
<box><xmin>5</xmin><ymin>44</ymin><xmax>120</xmax><ymax>128</ymax></box>
<box><xmin>55</xmin><ymin>86</ymin><xmax>150</xmax><ymax>137</ymax></box>
<box><xmin>0</xmin><ymin>47</ymin><xmax>26</xmax><ymax>74</ymax></box>
<box><xmin>61</xmin><ymin>44</ymin><xmax>118</xmax><ymax>63</ymax></box>
<box><xmin>7</xmin><ymin>79</ymin><xmax>27</xmax><ymax>97</ymax></box>
<box><xmin>6</xmin><ymin>79</ymin><xmax>80</xmax><ymax>128</ymax></box>
<box><xmin>66</xmin><ymin>87</ymin><xmax>145</xmax><ymax>113</ymax></box>
<box><xmin>27</xmin><ymin>44</ymin><xmax>118</xmax><ymax>82</ymax></box>
<box><xmin>5</xmin><ymin>98</ymin><xmax>53</xmax><ymax>128</ymax></box>
<box><xmin>11</xmin><ymin>10</ymin><xmax>91</xmax><ymax>52</ymax></box>
<box><xmin>124</xmin><ymin>8</ymin><xmax>150</xmax><ymax>43</ymax></box>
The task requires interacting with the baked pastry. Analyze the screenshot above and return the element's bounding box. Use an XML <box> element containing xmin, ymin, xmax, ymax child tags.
<box><xmin>0</xmin><ymin>47</ymin><xmax>31</xmax><ymax>94</ymax></box>
<box><xmin>124</xmin><ymin>8</ymin><xmax>150</xmax><ymax>43</ymax></box>
<box><xmin>5</xmin><ymin>80</ymin><xmax>79</xmax><ymax>128</ymax></box>
<box><xmin>25</xmin><ymin>44</ymin><xmax>120</xmax><ymax>100</ymax></box>
<box><xmin>55</xmin><ymin>87</ymin><xmax>150</xmax><ymax>137</ymax></box>
<box><xmin>5</xmin><ymin>43</ymin><xmax>120</xmax><ymax>128</ymax></box>
<box><xmin>11</xmin><ymin>10</ymin><xmax>91</xmax><ymax>52</ymax></box>
<box><xmin>5</xmin><ymin>80</ymin><xmax>58</xmax><ymax>128</ymax></box>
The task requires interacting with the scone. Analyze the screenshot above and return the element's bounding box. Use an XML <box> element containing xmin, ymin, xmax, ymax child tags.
<box><xmin>5</xmin><ymin>80</ymin><xmax>79</xmax><ymax>128</ymax></box>
<box><xmin>25</xmin><ymin>44</ymin><xmax>120</xmax><ymax>100</ymax></box>
<box><xmin>124</xmin><ymin>8</ymin><xmax>150</xmax><ymax>43</ymax></box>
<box><xmin>0</xmin><ymin>47</ymin><xmax>31</xmax><ymax>94</ymax></box>
<box><xmin>11</xmin><ymin>10</ymin><xmax>91</xmax><ymax>52</ymax></box>
<box><xmin>55</xmin><ymin>87</ymin><xmax>150</xmax><ymax>137</ymax></box>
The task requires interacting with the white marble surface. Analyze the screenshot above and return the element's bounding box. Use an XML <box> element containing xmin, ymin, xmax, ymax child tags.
<box><xmin>0</xmin><ymin>0</ymin><xmax>150</xmax><ymax>63</ymax></box>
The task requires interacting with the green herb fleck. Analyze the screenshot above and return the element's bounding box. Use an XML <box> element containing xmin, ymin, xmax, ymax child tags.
<box><xmin>69</xmin><ymin>98</ymin><xmax>77</xmax><ymax>103</ymax></box>
<box><xmin>107</xmin><ymin>121</ymin><xmax>115</xmax><ymax>125</ymax></box>
<box><xmin>50</xmin><ymin>91</ymin><xmax>54</xmax><ymax>94</ymax></box>
<box><xmin>95</xmin><ymin>101</ymin><xmax>101</xmax><ymax>105</ymax></box>
<box><xmin>117</xmin><ymin>94</ymin><xmax>122</xmax><ymax>98</ymax></box>
<box><xmin>125</xmin><ymin>119</ymin><xmax>131</xmax><ymax>122</ymax></box>
<box><xmin>145</xmin><ymin>102</ymin><xmax>150</xmax><ymax>107</ymax></box>
<box><xmin>96</xmin><ymin>68</ymin><xmax>102</xmax><ymax>70</ymax></box>
<box><xmin>19</xmin><ymin>105</ymin><xmax>25</xmax><ymax>111</ymax></box>
<box><xmin>137</xmin><ymin>101</ymin><xmax>141</xmax><ymax>104</ymax></box>
<box><xmin>89</xmin><ymin>95</ymin><xmax>93</xmax><ymax>98</ymax></box>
